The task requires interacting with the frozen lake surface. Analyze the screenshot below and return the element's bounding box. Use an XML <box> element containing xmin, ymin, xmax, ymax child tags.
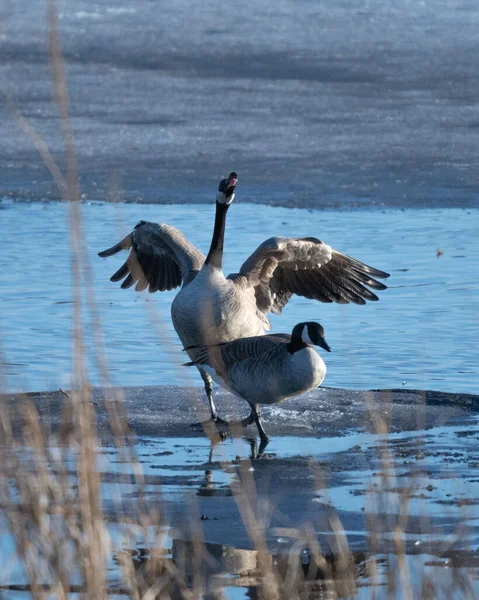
<box><xmin>1</xmin><ymin>200</ymin><xmax>477</xmax><ymax>394</ymax></box>
<box><xmin>1</xmin><ymin>0</ymin><xmax>479</xmax><ymax>208</ymax></box>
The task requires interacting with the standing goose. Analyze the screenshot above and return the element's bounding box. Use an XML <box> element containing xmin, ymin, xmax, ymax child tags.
<box><xmin>186</xmin><ymin>321</ymin><xmax>331</xmax><ymax>445</ymax></box>
<box><xmin>98</xmin><ymin>172</ymin><xmax>389</xmax><ymax>424</ymax></box>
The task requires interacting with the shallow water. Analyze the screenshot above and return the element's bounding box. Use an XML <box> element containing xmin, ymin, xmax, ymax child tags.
<box><xmin>1</xmin><ymin>200</ymin><xmax>478</xmax><ymax>394</ymax></box>
<box><xmin>138</xmin><ymin>417</ymin><xmax>479</xmax><ymax>527</ymax></box>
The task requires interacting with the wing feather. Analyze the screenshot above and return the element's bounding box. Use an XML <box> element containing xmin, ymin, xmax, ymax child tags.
<box><xmin>316</xmin><ymin>263</ymin><xmax>370</xmax><ymax>303</ymax></box>
<box><xmin>156</xmin><ymin>259</ymin><xmax>166</xmax><ymax>292</ymax></box>
<box><xmin>110</xmin><ymin>262</ymin><xmax>129</xmax><ymax>283</ymax></box>
<box><xmin>120</xmin><ymin>274</ymin><xmax>135</xmax><ymax>289</ymax></box>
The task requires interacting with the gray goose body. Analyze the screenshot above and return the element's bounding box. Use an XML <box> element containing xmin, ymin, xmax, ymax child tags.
<box><xmin>189</xmin><ymin>322</ymin><xmax>331</xmax><ymax>443</ymax></box>
<box><xmin>98</xmin><ymin>172</ymin><xmax>389</xmax><ymax>424</ymax></box>
<box><xmin>193</xmin><ymin>335</ymin><xmax>327</xmax><ymax>405</ymax></box>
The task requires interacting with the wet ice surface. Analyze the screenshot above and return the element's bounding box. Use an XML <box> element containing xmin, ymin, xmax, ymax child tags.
<box><xmin>1</xmin><ymin>200</ymin><xmax>478</xmax><ymax>394</ymax></box>
<box><xmin>127</xmin><ymin>419</ymin><xmax>479</xmax><ymax>530</ymax></box>
<box><xmin>121</xmin><ymin>419</ymin><xmax>479</xmax><ymax>598</ymax></box>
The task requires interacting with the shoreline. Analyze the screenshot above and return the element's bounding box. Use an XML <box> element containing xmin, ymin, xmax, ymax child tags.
<box><xmin>2</xmin><ymin>188</ymin><xmax>479</xmax><ymax>211</ymax></box>
<box><xmin>2</xmin><ymin>166</ymin><xmax>479</xmax><ymax>211</ymax></box>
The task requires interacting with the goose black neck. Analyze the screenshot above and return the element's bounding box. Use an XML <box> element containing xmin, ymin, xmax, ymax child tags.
<box><xmin>287</xmin><ymin>323</ymin><xmax>307</xmax><ymax>354</ymax></box>
<box><xmin>205</xmin><ymin>201</ymin><xmax>230</xmax><ymax>269</ymax></box>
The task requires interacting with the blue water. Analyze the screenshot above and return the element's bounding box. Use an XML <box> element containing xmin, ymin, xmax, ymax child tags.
<box><xmin>0</xmin><ymin>200</ymin><xmax>478</xmax><ymax>394</ymax></box>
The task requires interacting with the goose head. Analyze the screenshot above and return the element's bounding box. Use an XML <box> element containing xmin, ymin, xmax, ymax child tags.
<box><xmin>216</xmin><ymin>172</ymin><xmax>238</xmax><ymax>205</ymax></box>
<box><xmin>292</xmin><ymin>321</ymin><xmax>331</xmax><ymax>353</ymax></box>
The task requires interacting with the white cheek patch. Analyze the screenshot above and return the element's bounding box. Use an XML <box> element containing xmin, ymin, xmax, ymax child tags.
<box><xmin>216</xmin><ymin>191</ymin><xmax>235</xmax><ymax>205</ymax></box>
<box><xmin>301</xmin><ymin>325</ymin><xmax>314</xmax><ymax>345</ymax></box>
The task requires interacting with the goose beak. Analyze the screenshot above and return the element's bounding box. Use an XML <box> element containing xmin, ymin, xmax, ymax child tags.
<box><xmin>225</xmin><ymin>182</ymin><xmax>237</xmax><ymax>198</ymax></box>
<box><xmin>225</xmin><ymin>174</ymin><xmax>237</xmax><ymax>196</ymax></box>
<box><xmin>318</xmin><ymin>338</ymin><xmax>331</xmax><ymax>352</ymax></box>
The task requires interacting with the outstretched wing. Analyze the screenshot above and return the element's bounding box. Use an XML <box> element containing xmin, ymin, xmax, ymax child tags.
<box><xmin>233</xmin><ymin>236</ymin><xmax>389</xmax><ymax>314</ymax></box>
<box><xmin>98</xmin><ymin>221</ymin><xmax>205</xmax><ymax>292</ymax></box>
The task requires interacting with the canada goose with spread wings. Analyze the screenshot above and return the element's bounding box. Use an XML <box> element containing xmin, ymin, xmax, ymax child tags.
<box><xmin>99</xmin><ymin>173</ymin><xmax>389</xmax><ymax>424</ymax></box>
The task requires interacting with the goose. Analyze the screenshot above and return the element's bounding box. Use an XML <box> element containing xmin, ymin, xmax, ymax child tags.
<box><xmin>185</xmin><ymin>321</ymin><xmax>331</xmax><ymax>444</ymax></box>
<box><xmin>98</xmin><ymin>172</ymin><xmax>389</xmax><ymax>425</ymax></box>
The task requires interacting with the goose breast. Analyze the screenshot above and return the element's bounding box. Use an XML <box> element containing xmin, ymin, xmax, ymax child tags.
<box><xmin>171</xmin><ymin>267</ymin><xmax>267</xmax><ymax>351</ymax></box>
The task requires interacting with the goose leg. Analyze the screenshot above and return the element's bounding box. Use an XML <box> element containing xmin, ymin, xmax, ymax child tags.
<box><xmin>191</xmin><ymin>370</ymin><xmax>256</xmax><ymax>429</ymax></box>
<box><xmin>247</xmin><ymin>434</ymin><xmax>269</xmax><ymax>459</ymax></box>
<box><xmin>240</xmin><ymin>410</ymin><xmax>255</xmax><ymax>427</ymax></box>
<box><xmin>198</xmin><ymin>369</ymin><xmax>229</xmax><ymax>425</ymax></box>
<box><xmin>251</xmin><ymin>404</ymin><xmax>269</xmax><ymax>444</ymax></box>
